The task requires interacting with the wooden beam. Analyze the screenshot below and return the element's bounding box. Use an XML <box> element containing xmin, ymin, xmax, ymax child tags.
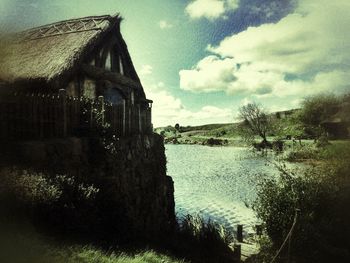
<box><xmin>81</xmin><ymin>64</ymin><xmax>143</xmax><ymax>91</ymax></box>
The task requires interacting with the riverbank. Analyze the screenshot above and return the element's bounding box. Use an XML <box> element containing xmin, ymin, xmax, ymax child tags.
<box><xmin>154</xmin><ymin>124</ymin><xmax>306</xmax><ymax>147</ymax></box>
<box><xmin>0</xmin><ymin>217</ymin><xmax>236</xmax><ymax>263</ymax></box>
<box><xmin>154</xmin><ymin>123</ymin><xmax>246</xmax><ymax>146</ymax></box>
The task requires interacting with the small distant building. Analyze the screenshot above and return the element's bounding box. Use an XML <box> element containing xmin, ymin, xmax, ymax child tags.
<box><xmin>0</xmin><ymin>15</ymin><xmax>152</xmax><ymax>139</ymax></box>
<box><xmin>274</xmin><ymin>109</ymin><xmax>299</xmax><ymax>119</ymax></box>
<box><xmin>321</xmin><ymin>102</ymin><xmax>350</xmax><ymax>138</ymax></box>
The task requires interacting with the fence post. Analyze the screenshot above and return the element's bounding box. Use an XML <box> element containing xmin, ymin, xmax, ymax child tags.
<box><xmin>98</xmin><ymin>96</ymin><xmax>104</xmax><ymax>126</ymax></box>
<box><xmin>148</xmin><ymin>104</ymin><xmax>152</xmax><ymax>133</ymax></box>
<box><xmin>256</xmin><ymin>225</ymin><xmax>263</xmax><ymax>236</ymax></box>
<box><xmin>129</xmin><ymin>102</ymin><xmax>132</xmax><ymax>134</ymax></box>
<box><xmin>122</xmin><ymin>99</ymin><xmax>126</xmax><ymax>136</ymax></box>
<box><xmin>237</xmin><ymin>225</ymin><xmax>243</xmax><ymax>242</ymax></box>
<box><xmin>138</xmin><ymin>104</ymin><xmax>142</xmax><ymax>133</ymax></box>
<box><xmin>233</xmin><ymin>244</ymin><xmax>241</xmax><ymax>261</ymax></box>
<box><xmin>59</xmin><ymin>89</ymin><xmax>67</xmax><ymax>137</ymax></box>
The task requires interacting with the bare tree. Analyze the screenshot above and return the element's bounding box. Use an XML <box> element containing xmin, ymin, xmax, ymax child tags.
<box><xmin>239</xmin><ymin>102</ymin><xmax>270</xmax><ymax>143</ymax></box>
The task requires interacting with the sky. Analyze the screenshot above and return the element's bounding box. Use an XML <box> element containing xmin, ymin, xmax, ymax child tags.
<box><xmin>0</xmin><ymin>0</ymin><xmax>349</xmax><ymax>127</ymax></box>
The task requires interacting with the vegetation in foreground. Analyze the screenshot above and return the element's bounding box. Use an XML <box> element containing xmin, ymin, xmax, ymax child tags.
<box><xmin>0</xmin><ymin>214</ymin><xmax>236</xmax><ymax>263</ymax></box>
<box><xmin>0</xmin><ymin>167</ymin><xmax>236</xmax><ymax>263</ymax></box>
<box><xmin>0</xmin><ymin>223</ymin><xmax>186</xmax><ymax>263</ymax></box>
<box><xmin>249</xmin><ymin>141</ymin><xmax>350</xmax><ymax>263</ymax></box>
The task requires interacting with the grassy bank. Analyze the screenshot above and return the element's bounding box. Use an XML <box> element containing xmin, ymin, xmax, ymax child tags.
<box><xmin>284</xmin><ymin>139</ymin><xmax>350</xmax><ymax>162</ymax></box>
<box><xmin>0</xmin><ymin>224</ymin><xmax>186</xmax><ymax>263</ymax></box>
<box><xmin>154</xmin><ymin>123</ymin><xmax>248</xmax><ymax>146</ymax></box>
<box><xmin>0</xmin><ymin>209</ymin><xmax>237</xmax><ymax>263</ymax></box>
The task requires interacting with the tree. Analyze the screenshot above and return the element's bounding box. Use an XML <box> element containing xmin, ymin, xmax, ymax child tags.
<box><xmin>299</xmin><ymin>93</ymin><xmax>339</xmax><ymax>137</ymax></box>
<box><xmin>239</xmin><ymin>102</ymin><xmax>271</xmax><ymax>143</ymax></box>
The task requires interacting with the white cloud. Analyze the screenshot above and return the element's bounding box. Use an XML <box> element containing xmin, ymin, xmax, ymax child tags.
<box><xmin>226</xmin><ymin>0</ymin><xmax>239</xmax><ymax>10</ymax></box>
<box><xmin>140</xmin><ymin>65</ymin><xmax>153</xmax><ymax>75</ymax></box>
<box><xmin>185</xmin><ymin>0</ymin><xmax>239</xmax><ymax>20</ymax></box>
<box><xmin>159</xmin><ymin>20</ymin><xmax>173</xmax><ymax>29</ymax></box>
<box><xmin>144</xmin><ymin>82</ymin><xmax>233</xmax><ymax>127</ymax></box>
<box><xmin>240</xmin><ymin>97</ymin><xmax>253</xmax><ymax>106</ymax></box>
<box><xmin>180</xmin><ymin>55</ymin><xmax>237</xmax><ymax>93</ymax></box>
<box><xmin>180</xmin><ymin>0</ymin><xmax>350</xmax><ymax>99</ymax></box>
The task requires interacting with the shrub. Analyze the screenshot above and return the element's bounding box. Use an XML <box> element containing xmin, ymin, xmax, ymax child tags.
<box><xmin>253</xmin><ymin>160</ymin><xmax>350</xmax><ymax>262</ymax></box>
<box><xmin>179</xmin><ymin>215</ymin><xmax>233</xmax><ymax>245</ymax></box>
<box><xmin>284</xmin><ymin>144</ymin><xmax>320</xmax><ymax>161</ymax></box>
<box><xmin>0</xmin><ymin>168</ymin><xmax>100</xmax><ymax>235</ymax></box>
<box><xmin>156</xmin><ymin>215</ymin><xmax>237</xmax><ymax>263</ymax></box>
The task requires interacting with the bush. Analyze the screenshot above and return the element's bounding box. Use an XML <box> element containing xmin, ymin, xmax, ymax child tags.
<box><xmin>179</xmin><ymin>215</ymin><xmax>233</xmax><ymax>245</ymax></box>
<box><xmin>284</xmin><ymin>144</ymin><xmax>320</xmax><ymax>161</ymax></box>
<box><xmin>167</xmin><ymin>215</ymin><xmax>236</xmax><ymax>263</ymax></box>
<box><xmin>253</xmin><ymin>160</ymin><xmax>350</xmax><ymax>262</ymax></box>
<box><xmin>0</xmin><ymin>168</ymin><xmax>100</xmax><ymax>235</ymax></box>
<box><xmin>315</xmin><ymin>135</ymin><xmax>331</xmax><ymax>148</ymax></box>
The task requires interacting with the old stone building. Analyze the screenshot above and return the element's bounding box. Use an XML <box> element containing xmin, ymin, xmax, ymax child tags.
<box><xmin>0</xmin><ymin>14</ymin><xmax>152</xmax><ymax>137</ymax></box>
<box><xmin>0</xmin><ymin>15</ymin><xmax>175</xmax><ymax>238</ymax></box>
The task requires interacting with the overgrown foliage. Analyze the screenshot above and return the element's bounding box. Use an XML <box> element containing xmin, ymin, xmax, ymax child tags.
<box><xmin>162</xmin><ymin>215</ymin><xmax>236</xmax><ymax>263</ymax></box>
<box><xmin>296</xmin><ymin>93</ymin><xmax>349</xmax><ymax>138</ymax></box>
<box><xmin>0</xmin><ymin>167</ymin><xmax>237</xmax><ymax>262</ymax></box>
<box><xmin>299</xmin><ymin>93</ymin><xmax>339</xmax><ymax>128</ymax></box>
<box><xmin>81</xmin><ymin>97</ymin><xmax>121</xmax><ymax>155</ymax></box>
<box><xmin>0</xmin><ymin>223</ymin><xmax>187</xmax><ymax>263</ymax></box>
<box><xmin>253</xmin><ymin>143</ymin><xmax>350</xmax><ymax>262</ymax></box>
<box><xmin>0</xmin><ymin>168</ymin><xmax>101</xmax><ymax>236</ymax></box>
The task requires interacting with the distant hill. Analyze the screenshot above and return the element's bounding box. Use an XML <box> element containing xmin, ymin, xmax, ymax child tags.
<box><xmin>154</xmin><ymin>122</ymin><xmax>243</xmax><ymax>146</ymax></box>
<box><xmin>154</xmin><ymin>109</ymin><xmax>303</xmax><ymax>146</ymax></box>
<box><xmin>155</xmin><ymin>122</ymin><xmax>239</xmax><ymax>136</ymax></box>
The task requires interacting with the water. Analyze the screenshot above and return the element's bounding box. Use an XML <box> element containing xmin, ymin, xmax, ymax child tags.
<box><xmin>165</xmin><ymin>144</ymin><xmax>278</xmax><ymax>233</ymax></box>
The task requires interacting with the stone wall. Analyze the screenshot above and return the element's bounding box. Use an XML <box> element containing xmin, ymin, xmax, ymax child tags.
<box><xmin>0</xmin><ymin>133</ymin><xmax>175</xmax><ymax>239</ymax></box>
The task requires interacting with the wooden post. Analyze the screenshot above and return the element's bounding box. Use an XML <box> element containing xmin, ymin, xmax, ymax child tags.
<box><xmin>233</xmin><ymin>244</ymin><xmax>241</xmax><ymax>261</ymax></box>
<box><xmin>237</xmin><ymin>225</ymin><xmax>243</xmax><ymax>242</ymax></box>
<box><xmin>122</xmin><ymin>99</ymin><xmax>126</xmax><ymax>136</ymax></box>
<box><xmin>256</xmin><ymin>225</ymin><xmax>263</xmax><ymax>236</ymax></box>
<box><xmin>59</xmin><ymin>89</ymin><xmax>67</xmax><ymax>137</ymax></box>
<box><xmin>138</xmin><ymin>104</ymin><xmax>142</xmax><ymax>133</ymax></box>
<box><xmin>129</xmin><ymin>103</ymin><xmax>132</xmax><ymax>134</ymax></box>
<box><xmin>149</xmin><ymin>104</ymin><xmax>152</xmax><ymax>133</ymax></box>
<box><xmin>98</xmin><ymin>95</ymin><xmax>104</xmax><ymax>126</ymax></box>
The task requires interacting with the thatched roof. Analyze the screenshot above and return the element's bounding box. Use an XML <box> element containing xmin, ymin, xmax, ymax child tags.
<box><xmin>0</xmin><ymin>15</ymin><xmax>122</xmax><ymax>83</ymax></box>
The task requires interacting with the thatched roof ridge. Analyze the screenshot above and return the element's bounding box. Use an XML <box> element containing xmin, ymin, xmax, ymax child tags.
<box><xmin>17</xmin><ymin>15</ymin><xmax>120</xmax><ymax>41</ymax></box>
<box><xmin>0</xmin><ymin>15</ymin><xmax>121</xmax><ymax>83</ymax></box>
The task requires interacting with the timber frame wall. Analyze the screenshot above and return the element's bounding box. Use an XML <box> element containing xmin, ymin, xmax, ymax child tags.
<box><xmin>0</xmin><ymin>89</ymin><xmax>152</xmax><ymax>141</ymax></box>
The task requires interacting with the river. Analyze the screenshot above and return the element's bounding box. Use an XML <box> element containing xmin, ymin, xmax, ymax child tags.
<box><xmin>165</xmin><ymin>144</ymin><xmax>279</xmax><ymax>233</ymax></box>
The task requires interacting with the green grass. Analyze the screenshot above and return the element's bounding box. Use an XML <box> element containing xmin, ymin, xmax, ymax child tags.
<box><xmin>317</xmin><ymin>140</ymin><xmax>350</xmax><ymax>160</ymax></box>
<box><xmin>284</xmin><ymin>140</ymin><xmax>350</xmax><ymax>162</ymax></box>
<box><xmin>44</xmin><ymin>247</ymin><xmax>186</xmax><ymax>263</ymax></box>
<box><xmin>0</xmin><ymin>213</ymin><xmax>237</xmax><ymax>263</ymax></box>
<box><xmin>2</xmin><ymin>245</ymin><xmax>186</xmax><ymax>263</ymax></box>
<box><xmin>155</xmin><ymin>123</ymin><xmax>245</xmax><ymax>146</ymax></box>
<box><xmin>0</xmin><ymin>225</ymin><xmax>186</xmax><ymax>263</ymax></box>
